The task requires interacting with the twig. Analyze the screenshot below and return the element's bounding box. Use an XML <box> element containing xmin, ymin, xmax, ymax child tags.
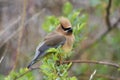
<box><xmin>112</xmin><ymin>17</ymin><xmax>120</xmax><ymax>27</ymax></box>
<box><xmin>106</xmin><ymin>0</ymin><xmax>112</xmax><ymax>29</ymax></box>
<box><xmin>13</xmin><ymin>0</ymin><xmax>27</xmax><ymax>70</ymax></box>
<box><xmin>0</xmin><ymin>8</ymin><xmax>45</xmax><ymax>48</ymax></box>
<box><xmin>78</xmin><ymin>72</ymin><xmax>120</xmax><ymax>80</ymax></box>
<box><xmin>89</xmin><ymin>70</ymin><xmax>96</xmax><ymax>80</ymax></box>
<box><xmin>13</xmin><ymin>67</ymin><xmax>40</xmax><ymax>80</ymax></box>
<box><xmin>13</xmin><ymin>60</ymin><xmax>120</xmax><ymax>80</ymax></box>
<box><xmin>0</xmin><ymin>56</ymin><xmax>4</xmax><ymax>64</ymax></box>
<box><xmin>0</xmin><ymin>16</ymin><xmax>21</xmax><ymax>48</ymax></box>
<box><xmin>62</xmin><ymin>60</ymin><xmax>120</xmax><ymax>68</ymax></box>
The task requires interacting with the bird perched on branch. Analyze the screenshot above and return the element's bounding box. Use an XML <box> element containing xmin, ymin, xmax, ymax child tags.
<box><xmin>27</xmin><ymin>17</ymin><xmax>74</xmax><ymax>68</ymax></box>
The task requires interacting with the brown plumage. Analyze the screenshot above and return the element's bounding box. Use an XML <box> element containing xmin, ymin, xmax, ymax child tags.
<box><xmin>27</xmin><ymin>17</ymin><xmax>74</xmax><ymax>68</ymax></box>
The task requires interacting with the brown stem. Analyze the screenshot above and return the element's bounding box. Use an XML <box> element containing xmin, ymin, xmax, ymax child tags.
<box><xmin>13</xmin><ymin>60</ymin><xmax>120</xmax><ymax>80</ymax></box>
<box><xmin>62</xmin><ymin>60</ymin><xmax>120</xmax><ymax>68</ymax></box>
<box><xmin>112</xmin><ymin>17</ymin><xmax>120</xmax><ymax>27</ymax></box>
<box><xmin>13</xmin><ymin>67</ymin><xmax>40</xmax><ymax>80</ymax></box>
<box><xmin>106</xmin><ymin>0</ymin><xmax>112</xmax><ymax>30</ymax></box>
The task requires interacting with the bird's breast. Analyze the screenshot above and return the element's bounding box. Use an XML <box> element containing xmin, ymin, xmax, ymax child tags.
<box><xmin>62</xmin><ymin>35</ymin><xmax>74</xmax><ymax>52</ymax></box>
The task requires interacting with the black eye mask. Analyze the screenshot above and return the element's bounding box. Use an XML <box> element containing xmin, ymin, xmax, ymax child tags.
<box><xmin>61</xmin><ymin>24</ymin><xmax>73</xmax><ymax>34</ymax></box>
<box><xmin>61</xmin><ymin>24</ymin><xmax>71</xmax><ymax>31</ymax></box>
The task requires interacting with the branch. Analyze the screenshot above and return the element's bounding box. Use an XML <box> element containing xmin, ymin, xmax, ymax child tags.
<box><xmin>78</xmin><ymin>72</ymin><xmax>120</xmax><ymax>80</ymax></box>
<box><xmin>13</xmin><ymin>60</ymin><xmax>120</xmax><ymax>80</ymax></box>
<box><xmin>0</xmin><ymin>9</ymin><xmax>45</xmax><ymax>48</ymax></box>
<box><xmin>89</xmin><ymin>70</ymin><xmax>96</xmax><ymax>80</ymax></box>
<box><xmin>62</xmin><ymin>60</ymin><xmax>120</xmax><ymax>68</ymax></box>
<box><xmin>106</xmin><ymin>0</ymin><xmax>112</xmax><ymax>29</ymax></box>
<box><xmin>112</xmin><ymin>17</ymin><xmax>120</xmax><ymax>27</ymax></box>
<box><xmin>13</xmin><ymin>67</ymin><xmax>40</xmax><ymax>80</ymax></box>
<box><xmin>13</xmin><ymin>0</ymin><xmax>28</xmax><ymax>70</ymax></box>
<box><xmin>0</xmin><ymin>56</ymin><xmax>4</xmax><ymax>64</ymax></box>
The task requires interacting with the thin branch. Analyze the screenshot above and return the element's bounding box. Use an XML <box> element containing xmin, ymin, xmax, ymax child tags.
<box><xmin>112</xmin><ymin>17</ymin><xmax>120</xmax><ymax>27</ymax></box>
<box><xmin>0</xmin><ymin>16</ymin><xmax>21</xmax><ymax>48</ymax></box>
<box><xmin>13</xmin><ymin>60</ymin><xmax>120</xmax><ymax>80</ymax></box>
<box><xmin>0</xmin><ymin>56</ymin><xmax>4</xmax><ymax>64</ymax></box>
<box><xmin>13</xmin><ymin>0</ymin><xmax>28</xmax><ymax>70</ymax></box>
<box><xmin>0</xmin><ymin>9</ymin><xmax>45</xmax><ymax>48</ymax></box>
<box><xmin>62</xmin><ymin>60</ymin><xmax>120</xmax><ymax>68</ymax></box>
<box><xmin>89</xmin><ymin>70</ymin><xmax>97</xmax><ymax>80</ymax></box>
<box><xmin>13</xmin><ymin>67</ymin><xmax>40</xmax><ymax>80</ymax></box>
<box><xmin>106</xmin><ymin>0</ymin><xmax>112</xmax><ymax>30</ymax></box>
<box><xmin>78</xmin><ymin>72</ymin><xmax>120</xmax><ymax>80</ymax></box>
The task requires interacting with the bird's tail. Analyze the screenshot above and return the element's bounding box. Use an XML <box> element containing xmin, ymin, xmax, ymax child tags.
<box><xmin>27</xmin><ymin>60</ymin><xmax>36</xmax><ymax>69</ymax></box>
<box><xmin>27</xmin><ymin>49</ymin><xmax>43</xmax><ymax>68</ymax></box>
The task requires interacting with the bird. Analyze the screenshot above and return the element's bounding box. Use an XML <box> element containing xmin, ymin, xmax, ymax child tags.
<box><xmin>27</xmin><ymin>17</ymin><xmax>74</xmax><ymax>68</ymax></box>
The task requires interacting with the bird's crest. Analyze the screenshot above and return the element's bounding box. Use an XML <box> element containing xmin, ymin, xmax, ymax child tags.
<box><xmin>59</xmin><ymin>17</ymin><xmax>71</xmax><ymax>28</ymax></box>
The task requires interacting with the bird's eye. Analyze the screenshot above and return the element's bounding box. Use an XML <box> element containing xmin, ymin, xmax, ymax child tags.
<box><xmin>61</xmin><ymin>24</ymin><xmax>73</xmax><ymax>34</ymax></box>
<box><xmin>61</xmin><ymin>24</ymin><xmax>71</xmax><ymax>31</ymax></box>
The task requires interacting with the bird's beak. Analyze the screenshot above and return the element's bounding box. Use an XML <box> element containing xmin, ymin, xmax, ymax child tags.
<box><xmin>67</xmin><ymin>28</ymin><xmax>73</xmax><ymax>33</ymax></box>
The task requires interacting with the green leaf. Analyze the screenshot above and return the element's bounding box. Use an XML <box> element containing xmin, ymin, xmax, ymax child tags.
<box><xmin>46</xmin><ymin>48</ymin><xmax>58</xmax><ymax>53</ymax></box>
<box><xmin>70</xmin><ymin>77</ymin><xmax>77</xmax><ymax>80</ymax></box>
<box><xmin>62</xmin><ymin>2</ymin><xmax>73</xmax><ymax>16</ymax></box>
<box><xmin>42</xmin><ymin>16</ymin><xmax>59</xmax><ymax>32</ymax></box>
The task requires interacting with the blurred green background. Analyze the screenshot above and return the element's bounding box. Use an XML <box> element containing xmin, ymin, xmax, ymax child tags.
<box><xmin>0</xmin><ymin>0</ymin><xmax>120</xmax><ymax>80</ymax></box>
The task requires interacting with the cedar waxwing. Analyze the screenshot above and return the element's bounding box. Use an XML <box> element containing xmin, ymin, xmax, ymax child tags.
<box><xmin>27</xmin><ymin>17</ymin><xmax>74</xmax><ymax>68</ymax></box>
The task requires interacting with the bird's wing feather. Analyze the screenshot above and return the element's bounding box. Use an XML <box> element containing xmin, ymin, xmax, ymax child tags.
<box><xmin>33</xmin><ymin>33</ymin><xmax>66</xmax><ymax>61</ymax></box>
<box><xmin>27</xmin><ymin>33</ymin><xmax>66</xmax><ymax>68</ymax></box>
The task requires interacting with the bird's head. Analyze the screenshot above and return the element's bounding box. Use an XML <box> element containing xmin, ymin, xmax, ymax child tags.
<box><xmin>57</xmin><ymin>17</ymin><xmax>73</xmax><ymax>35</ymax></box>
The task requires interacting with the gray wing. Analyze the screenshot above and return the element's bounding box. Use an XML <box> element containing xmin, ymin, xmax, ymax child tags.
<box><xmin>34</xmin><ymin>34</ymin><xmax>66</xmax><ymax>60</ymax></box>
<box><xmin>27</xmin><ymin>33</ymin><xmax>66</xmax><ymax>68</ymax></box>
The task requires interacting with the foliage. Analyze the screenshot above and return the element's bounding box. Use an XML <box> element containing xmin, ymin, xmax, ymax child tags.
<box><xmin>40</xmin><ymin>48</ymin><xmax>76</xmax><ymax>80</ymax></box>
<box><xmin>62</xmin><ymin>2</ymin><xmax>73</xmax><ymax>16</ymax></box>
<box><xmin>5</xmin><ymin>68</ymin><xmax>35</xmax><ymax>80</ymax></box>
<box><xmin>42</xmin><ymin>16</ymin><xmax>59</xmax><ymax>32</ymax></box>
